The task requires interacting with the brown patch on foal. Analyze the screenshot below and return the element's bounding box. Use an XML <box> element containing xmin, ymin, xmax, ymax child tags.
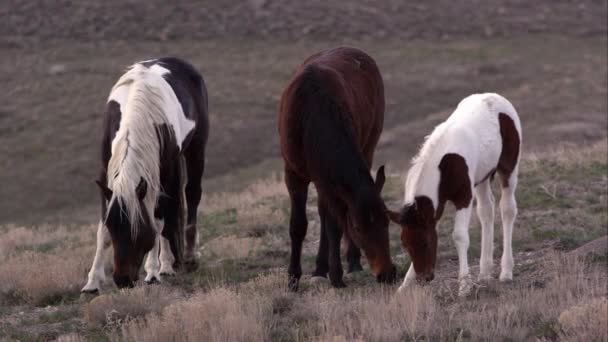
<box><xmin>497</xmin><ymin>113</ymin><xmax>520</xmax><ymax>187</ymax></box>
<box><xmin>436</xmin><ymin>153</ymin><xmax>472</xmax><ymax>219</ymax></box>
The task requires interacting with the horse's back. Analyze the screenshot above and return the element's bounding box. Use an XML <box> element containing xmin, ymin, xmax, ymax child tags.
<box><xmin>279</xmin><ymin>47</ymin><xmax>385</xmax><ymax>171</ymax></box>
<box><xmin>453</xmin><ymin>93</ymin><xmax>520</xmax><ymax>135</ymax></box>
<box><xmin>447</xmin><ymin>93</ymin><xmax>521</xmax><ymax>183</ymax></box>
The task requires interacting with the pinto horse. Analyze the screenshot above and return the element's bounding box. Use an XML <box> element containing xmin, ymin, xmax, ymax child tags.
<box><xmin>388</xmin><ymin>93</ymin><xmax>521</xmax><ymax>296</ymax></box>
<box><xmin>278</xmin><ymin>47</ymin><xmax>397</xmax><ymax>290</ymax></box>
<box><xmin>82</xmin><ymin>57</ymin><xmax>208</xmax><ymax>293</ymax></box>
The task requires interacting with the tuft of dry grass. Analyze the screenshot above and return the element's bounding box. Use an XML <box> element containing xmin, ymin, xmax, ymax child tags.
<box><xmin>523</xmin><ymin>138</ymin><xmax>608</xmax><ymax>170</ymax></box>
<box><xmin>116</xmin><ymin>287</ymin><xmax>271</xmax><ymax>342</ymax></box>
<box><xmin>558</xmin><ymin>297</ymin><xmax>608</xmax><ymax>341</ymax></box>
<box><xmin>202</xmin><ymin>174</ymin><xmax>287</xmax><ymax>215</ymax></box>
<box><xmin>84</xmin><ymin>286</ymin><xmax>182</xmax><ymax>329</ymax></box>
<box><xmin>0</xmin><ymin>224</ymin><xmax>95</xmax><ymax>305</ymax></box>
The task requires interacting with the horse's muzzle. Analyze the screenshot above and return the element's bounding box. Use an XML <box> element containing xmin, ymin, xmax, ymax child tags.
<box><xmin>376</xmin><ymin>264</ymin><xmax>397</xmax><ymax>284</ymax></box>
<box><xmin>416</xmin><ymin>272</ymin><xmax>435</xmax><ymax>284</ymax></box>
<box><xmin>113</xmin><ymin>274</ymin><xmax>135</xmax><ymax>289</ymax></box>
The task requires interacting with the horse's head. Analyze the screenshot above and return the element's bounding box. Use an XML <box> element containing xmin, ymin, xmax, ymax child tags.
<box><xmin>97</xmin><ymin>178</ymin><xmax>156</xmax><ymax>288</ymax></box>
<box><xmin>347</xmin><ymin>166</ymin><xmax>397</xmax><ymax>284</ymax></box>
<box><xmin>388</xmin><ymin>196</ymin><xmax>437</xmax><ymax>283</ymax></box>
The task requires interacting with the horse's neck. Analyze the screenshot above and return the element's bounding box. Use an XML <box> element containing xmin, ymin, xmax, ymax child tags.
<box><xmin>405</xmin><ymin>160</ymin><xmax>441</xmax><ymax>208</ymax></box>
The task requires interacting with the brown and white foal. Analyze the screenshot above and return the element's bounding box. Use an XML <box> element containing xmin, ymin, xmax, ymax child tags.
<box><xmin>388</xmin><ymin>93</ymin><xmax>521</xmax><ymax>296</ymax></box>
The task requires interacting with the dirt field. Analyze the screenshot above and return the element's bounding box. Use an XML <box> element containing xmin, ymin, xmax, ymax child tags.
<box><xmin>0</xmin><ymin>1</ymin><xmax>607</xmax><ymax>341</ymax></box>
<box><xmin>1</xmin><ymin>0</ymin><xmax>606</xmax><ymax>224</ymax></box>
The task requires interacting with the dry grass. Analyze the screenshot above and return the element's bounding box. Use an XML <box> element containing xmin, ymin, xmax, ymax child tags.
<box><xmin>523</xmin><ymin>138</ymin><xmax>608</xmax><ymax>170</ymax></box>
<box><xmin>0</xmin><ymin>224</ymin><xmax>95</xmax><ymax>305</ymax></box>
<box><xmin>116</xmin><ymin>287</ymin><xmax>271</xmax><ymax>342</ymax></box>
<box><xmin>202</xmin><ymin>174</ymin><xmax>287</xmax><ymax>215</ymax></box>
<box><xmin>105</xmin><ymin>253</ymin><xmax>607</xmax><ymax>342</ymax></box>
<box><xmin>84</xmin><ymin>286</ymin><xmax>182</xmax><ymax>329</ymax></box>
<box><xmin>0</xmin><ymin>143</ymin><xmax>606</xmax><ymax>341</ymax></box>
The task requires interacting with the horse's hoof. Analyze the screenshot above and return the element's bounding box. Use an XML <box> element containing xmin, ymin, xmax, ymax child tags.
<box><xmin>347</xmin><ymin>264</ymin><xmax>363</xmax><ymax>273</ymax></box>
<box><xmin>80</xmin><ymin>288</ymin><xmax>99</xmax><ymax>296</ymax></box>
<box><xmin>499</xmin><ymin>271</ymin><xmax>513</xmax><ymax>282</ymax></box>
<box><xmin>145</xmin><ymin>276</ymin><xmax>160</xmax><ymax>285</ymax></box>
<box><xmin>160</xmin><ymin>271</ymin><xmax>176</xmax><ymax>277</ymax></box>
<box><xmin>330</xmin><ymin>279</ymin><xmax>347</xmax><ymax>288</ymax></box>
<box><xmin>183</xmin><ymin>259</ymin><xmax>199</xmax><ymax>273</ymax></box>
<box><xmin>310</xmin><ymin>276</ymin><xmax>329</xmax><ymax>285</ymax></box>
<box><xmin>288</xmin><ymin>278</ymin><xmax>300</xmax><ymax>292</ymax></box>
<box><xmin>458</xmin><ymin>276</ymin><xmax>473</xmax><ymax>297</ymax></box>
<box><xmin>478</xmin><ymin>273</ymin><xmax>492</xmax><ymax>282</ymax></box>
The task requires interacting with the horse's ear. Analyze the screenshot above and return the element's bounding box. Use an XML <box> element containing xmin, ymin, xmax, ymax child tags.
<box><xmin>96</xmin><ymin>180</ymin><xmax>113</xmax><ymax>201</ymax></box>
<box><xmin>374</xmin><ymin>165</ymin><xmax>386</xmax><ymax>193</ymax></box>
<box><xmin>136</xmin><ymin>177</ymin><xmax>147</xmax><ymax>200</ymax></box>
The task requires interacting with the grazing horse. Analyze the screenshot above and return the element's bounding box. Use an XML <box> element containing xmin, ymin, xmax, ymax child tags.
<box><xmin>388</xmin><ymin>93</ymin><xmax>521</xmax><ymax>296</ymax></box>
<box><xmin>278</xmin><ymin>47</ymin><xmax>397</xmax><ymax>290</ymax></box>
<box><xmin>82</xmin><ymin>57</ymin><xmax>208</xmax><ymax>293</ymax></box>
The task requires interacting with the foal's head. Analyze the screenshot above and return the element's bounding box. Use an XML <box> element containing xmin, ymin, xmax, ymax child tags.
<box><xmin>97</xmin><ymin>178</ymin><xmax>157</xmax><ymax>288</ymax></box>
<box><xmin>388</xmin><ymin>196</ymin><xmax>437</xmax><ymax>283</ymax></box>
<box><xmin>346</xmin><ymin>166</ymin><xmax>397</xmax><ymax>283</ymax></box>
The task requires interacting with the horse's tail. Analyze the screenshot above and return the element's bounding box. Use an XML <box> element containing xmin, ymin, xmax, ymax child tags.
<box><xmin>288</xmin><ymin>64</ymin><xmax>369</xmax><ymax>190</ymax></box>
<box><xmin>175</xmin><ymin>154</ymin><xmax>188</xmax><ymax>267</ymax></box>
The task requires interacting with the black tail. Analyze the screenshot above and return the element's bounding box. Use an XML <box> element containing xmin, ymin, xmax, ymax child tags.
<box><xmin>292</xmin><ymin>65</ymin><xmax>371</xmax><ymax>193</ymax></box>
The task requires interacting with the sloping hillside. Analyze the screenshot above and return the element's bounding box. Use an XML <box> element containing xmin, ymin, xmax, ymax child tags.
<box><xmin>0</xmin><ymin>141</ymin><xmax>606</xmax><ymax>341</ymax></box>
<box><xmin>0</xmin><ymin>1</ymin><xmax>606</xmax><ymax>224</ymax></box>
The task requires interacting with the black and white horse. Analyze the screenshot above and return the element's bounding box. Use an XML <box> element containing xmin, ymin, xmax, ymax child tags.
<box><xmin>82</xmin><ymin>57</ymin><xmax>208</xmax><ymax>292</ymax></box>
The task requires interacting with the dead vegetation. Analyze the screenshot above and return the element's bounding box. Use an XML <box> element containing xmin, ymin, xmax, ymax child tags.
<box><xmin>0</xmin><ymin>142</ymin><xmax>606</xmax><ymax>341</ymax></box>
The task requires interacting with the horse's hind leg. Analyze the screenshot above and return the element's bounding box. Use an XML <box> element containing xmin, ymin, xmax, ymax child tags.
<box><xmin>286</xmin><ymin>169</ymin><xmax>309</xmax><ymax>291</ymax></box>
<box><xmin>324</xmin><ymin>207</ymin><xmax>346</xmax><ymax>288</ymax></box>
<box><xmin>311</xmin><ymin>200</ymin><xmax>329</xmax><ymax>282</ymax></box>
<box><xmin>184</xmin><ymin>151</ymin><xmax>205</xmax><ymax>271</ymax></box>
<box><xmin>475</xmin><ymin>179</ymin><xmax>495</xmax><ymax>281</ymax></box>
<box><xmin>453</xmin><ymin>205</ymin><xmax>473</xmax><ymax>296</ymax></box>
<box><xmin>82</xmin><ymin>221</ymin><xmax>111</xmax><ymax>294</ymax></box>
<box><xmin>498</xmin><ymin>168</ymin><xmax>518</xmax><ymax>281</ymax></box>
<box><xmin>345</xmin><ymin>234</ymin><xmax>363</xmax><ymax>273</ymax></box>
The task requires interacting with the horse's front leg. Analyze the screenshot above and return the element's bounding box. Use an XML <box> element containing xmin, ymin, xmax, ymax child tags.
<box><xmin>453</xmin><ymin>206</ymin><xmax>473</xmax><ymax>296</ymax></box>
<box><xmin>396</xmin><ymin>263</ymin><xmax>416</xmax><ymax>293</ymax></box>
<box><xmin>144</xmin><ymin>218</ymin><xmax>164</xmax><ymax>284</ymax></box>
<box><xmin>82</xmin><ymin>221</ymin><xmax>111</xmax><ymax>294</ymax></box>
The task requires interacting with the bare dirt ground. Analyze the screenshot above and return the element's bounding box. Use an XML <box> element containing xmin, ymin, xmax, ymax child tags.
<box><xmin>0</xmin><ymin>0</ymin><xmax>606</xmax><ymax>224</ymax></box>
<box><xmin>0</xmin><ymin>1</ymin><xmax>607</xmax><ymax>341</ymax></box>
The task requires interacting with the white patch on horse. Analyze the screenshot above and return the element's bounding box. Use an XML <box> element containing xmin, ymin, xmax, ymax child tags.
<box><xmin>147</xmin><ymin>63</ymin><xmax>195</xmax><ymax>149</ymax></box>
<box><xmin>104</xmin><ymin>62</ymin><xmax>193</xmax><ymax>239</ymax></box>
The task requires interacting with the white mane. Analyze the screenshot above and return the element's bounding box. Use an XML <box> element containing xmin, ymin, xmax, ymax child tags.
<box><xmin>403</xmin><ymin>120</ymin><xmax>450</xmax><ymax>204</ymax></box>
<box><xmin>106</xmin><ymin>64</ymin><xmax>174</xmax><ymax>238</ymax></box>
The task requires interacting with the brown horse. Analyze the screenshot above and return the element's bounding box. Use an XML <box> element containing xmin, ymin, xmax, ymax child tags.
<box><xmin>278</xmin><ymin>47</ymin><xmax>396</xmax><ymax>290</ymax></box>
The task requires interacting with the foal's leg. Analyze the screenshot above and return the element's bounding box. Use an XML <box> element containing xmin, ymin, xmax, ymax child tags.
<box><xmin>397</xmin><ymin>263</ymin><xmax>416</xmax><ymax>293</ymax></box>
<box><xmin>82</xmin><ymin>221</ymin><xmax>111</xmax><ymax>294</ymax></box>
<box><xmin>286</xmin><ymin>169</ymin><xmax>309</xmax><ymax>291</ymax></box>
<box><xmin>311</xmin><ymin>200</ymin><xmax>329</xmax><ymax>282</ymax></box>
<box><xmin>453</xmin><ymin>206</ymin><xmax>473</xmax><ymax>296</ymax></box>
<box><xmin>475</xmin><ymin>180</ymin><xmax>495</xmax><ymax>280</ymax></box>
<box><xmin>345</xmin><ymin>234</ymin><xmax>363</xmax><ymax>273</ymax></box>
<box><xmin>498</xmin><ymin>169</ymin><xmax>518</xmax><ymax>281</ymax></box>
